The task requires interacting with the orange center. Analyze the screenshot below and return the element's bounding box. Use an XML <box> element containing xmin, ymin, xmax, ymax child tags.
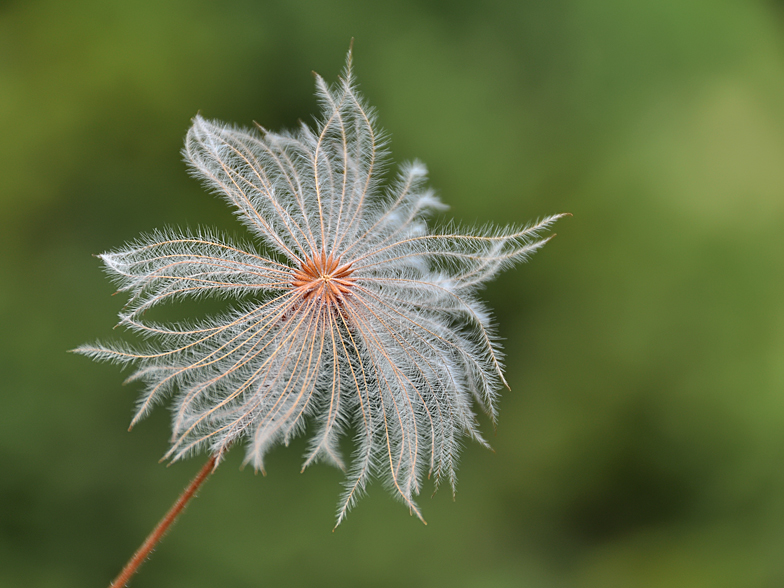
<box><xmin>291</xmin><ymin>251</ymin><xmax>355</xmax><ymax>306</ymax></box>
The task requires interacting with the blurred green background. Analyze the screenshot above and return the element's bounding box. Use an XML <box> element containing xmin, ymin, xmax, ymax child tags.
<box><xmin>2</xmin><ymin>0</ymin><xmax>784</xmax><ymax>586</ymax></box>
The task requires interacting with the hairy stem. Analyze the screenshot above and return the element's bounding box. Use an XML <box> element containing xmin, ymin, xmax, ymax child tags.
<box><xmin>110</xmin><ymin>455</ymin><xmax>217</xmax><ymax>587</ymax></box>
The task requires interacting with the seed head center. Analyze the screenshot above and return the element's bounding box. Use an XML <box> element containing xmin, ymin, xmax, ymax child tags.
<box><xmin>291</xmin><ymin>251</ymin><xmax>355</xmax><ymax>306</ymax></box>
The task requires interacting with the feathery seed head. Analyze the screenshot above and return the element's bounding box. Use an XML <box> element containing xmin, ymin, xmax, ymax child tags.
<box><xmin>75</xmin><ymin>49</ymin><xmax>566</xmax><ymax>526</ymax></box>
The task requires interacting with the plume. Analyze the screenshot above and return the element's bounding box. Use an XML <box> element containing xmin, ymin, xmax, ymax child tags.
<box><xmin>76</xmin><ymin>50</ymin><xmax>565</xmax><ymax>525</ymax></box>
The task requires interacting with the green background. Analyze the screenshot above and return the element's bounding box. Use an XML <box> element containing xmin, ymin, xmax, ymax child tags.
<box><xmin>2</xmin><ymin>1</ymin><xmax>784</xmax><ymax>586</ymax></box>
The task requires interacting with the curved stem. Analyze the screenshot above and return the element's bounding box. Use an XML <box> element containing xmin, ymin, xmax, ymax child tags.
<box><xmin>110</xmin><ymin>455</ymin><xmax>217</xmax><ymax>587</ymax></box>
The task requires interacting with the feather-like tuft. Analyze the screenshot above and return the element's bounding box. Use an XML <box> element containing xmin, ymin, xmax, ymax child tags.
<box><xmin>75</xmin><ymin>51</ymin><xmax>566</xmax><ymax>525</ymax></box>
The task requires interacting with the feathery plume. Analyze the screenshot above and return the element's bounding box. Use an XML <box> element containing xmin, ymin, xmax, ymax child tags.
<box><xmin>77</xmin><ymin>50</ymin><xmax>565</xmax><ymax>529</ymax></box>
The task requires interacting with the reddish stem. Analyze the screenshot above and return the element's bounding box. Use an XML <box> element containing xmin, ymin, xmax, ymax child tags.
<box><xmin>110</xmin><ymin>455</ymin><xmax>217</xmax><ymax>587</ymax></box>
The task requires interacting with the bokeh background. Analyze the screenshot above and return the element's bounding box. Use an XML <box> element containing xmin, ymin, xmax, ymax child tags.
<box><xmin>2</xmin><ymin>0</ymin><xmax>784</xmax><ymax>586</ymax></box>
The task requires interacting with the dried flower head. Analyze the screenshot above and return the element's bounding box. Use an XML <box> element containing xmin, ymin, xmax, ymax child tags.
<box><xmin>77</xmin><ymin>51</ymin><xmax>564</xmax><ymax>525</ymax></box>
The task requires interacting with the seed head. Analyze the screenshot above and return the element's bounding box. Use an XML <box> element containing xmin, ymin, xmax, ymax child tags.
<box><xmin>76</xmin><ymin>50</ymin><xmax>565</xmax><ymax>525</ymax></box>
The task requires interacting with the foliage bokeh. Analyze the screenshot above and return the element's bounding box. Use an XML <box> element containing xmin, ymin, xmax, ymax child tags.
<box><xmin>2</xmin><ymin>1</ymin><xmax>784</xmax><ymax>586</ymax></box>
